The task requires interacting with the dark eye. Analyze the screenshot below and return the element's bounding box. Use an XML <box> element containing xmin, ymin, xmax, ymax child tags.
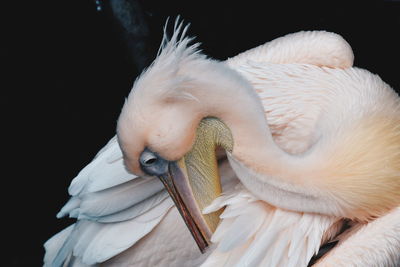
<box><xmin>140</xmin><ymin>151</ymin><xmax>158</xmax><ymax>166</ymax></box>
<box><xmin>139</xmin><ymin>148</ymin><xmax>169</xmax><ymax>176</ymax></box>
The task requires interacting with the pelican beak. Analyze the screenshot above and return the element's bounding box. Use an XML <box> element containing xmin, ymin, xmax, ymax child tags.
<box><xmin>140</xmin><ymin>118</ymin><xmax>233</xmax><ymax>253</ymax></box>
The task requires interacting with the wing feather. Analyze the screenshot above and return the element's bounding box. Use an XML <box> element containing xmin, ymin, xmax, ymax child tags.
<box><xmin>78</xmin><ymin>198</ymin><xmax>172</xmax><ymax>264</ymax></box>
<box><xmin>68</xmin><ymin>136</ymin><xmax>137</xmax><ymax>196</ymax></box>
<box><xmin>217</xmin><ymin>203</ymin><xmax>266</xmax><ymax>252</ymax></box>
<box><xmin>44</xmin><ymin>137</ymin><xmax>173</xmax><ymax>267</ymax></box>
<box><xmin>43</xmin><ymin>224</ymin><xmax>74</xmax><ymax>265</ymax></box>
<box><xmin>57</xmin><ymin>197</ymin><xmax>81</xmax><ymax>218</ymax></box>
<box><xmin>75</xmin><ymin>177</ymin><xmax>163</xmax><ymax>219</ymax></box>
<box><xmin>202</xmin><ymin>184</ymin><xmax>339</xmax><ymax>267</ymax></box>
<box><xmin>81</xmin><ymin>190</ymin><xmax>169</xmax><ymax>223</ymax></box>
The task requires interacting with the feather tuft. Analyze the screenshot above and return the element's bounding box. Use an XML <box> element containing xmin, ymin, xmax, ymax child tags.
<box><xmin>202</xmin><ymin>185</ymin><xmax>339</xmax><ymax>267</ymax></box>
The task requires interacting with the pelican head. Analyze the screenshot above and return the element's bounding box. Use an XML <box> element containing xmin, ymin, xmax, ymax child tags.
<box><xmin>117</xmin><ymin>22</ymin><xmax>243</xmax><ymax>252</ymax></box>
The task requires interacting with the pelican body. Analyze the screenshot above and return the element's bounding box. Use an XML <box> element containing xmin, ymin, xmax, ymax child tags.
<box><xmin>44</xmin><ymin>21</ymin><xmax>400</xmax><ymax>267</ymax></box>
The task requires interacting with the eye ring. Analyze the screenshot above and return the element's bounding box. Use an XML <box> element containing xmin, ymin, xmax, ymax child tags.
<box><xmin>139</xmin><ymin>148</ymin><xmax>169</xmax><ymax>176</ymax></box>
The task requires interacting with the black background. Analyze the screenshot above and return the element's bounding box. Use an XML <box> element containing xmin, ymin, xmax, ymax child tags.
<box><xmin>2</xmin><ymin>1</ymin><xmax>400</xmax><ymax>266</ymax></box>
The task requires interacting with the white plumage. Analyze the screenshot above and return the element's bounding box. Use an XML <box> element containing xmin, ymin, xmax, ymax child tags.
<box><xmin>44</xmin><ymin>137</ymin><xmax>174</xmax><ymax>266</ymax></box>
<box><xmin>201</xmin><ymin>184</ymin><xmax>339</xmax><ymax>267</ymax></box>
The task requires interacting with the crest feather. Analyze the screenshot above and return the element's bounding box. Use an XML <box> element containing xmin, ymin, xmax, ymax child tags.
<box><xmin>127</xmin><ymin>17</ymin><xmax>206</xmax><ymax>105</ymax></box>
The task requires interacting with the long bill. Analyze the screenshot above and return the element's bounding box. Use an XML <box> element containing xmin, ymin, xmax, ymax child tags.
<box><xmin>157</xmin><ymin>118</ymin><xmax>233</xmax><ymax>253</ymax></box>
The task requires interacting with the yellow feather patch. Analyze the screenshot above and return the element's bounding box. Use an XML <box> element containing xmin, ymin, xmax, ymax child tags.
<box><xmin>320</xmin><ymin>115</ymin><xmax>400</xmax><ymax>221</ymax></box>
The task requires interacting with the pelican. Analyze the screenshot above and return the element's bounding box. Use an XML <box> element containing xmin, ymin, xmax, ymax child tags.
<box><xmin>44</xmin><ymin>20</ymin><xmax>400</xmax><ymax>266</ymax></box>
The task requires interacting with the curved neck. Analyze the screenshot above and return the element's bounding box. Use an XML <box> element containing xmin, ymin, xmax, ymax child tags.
<box><xmin>187</xmin><ymin>61</ymin><xmax>341</xmax><ymax>216</ymax></box>
<box><xmin>193</xmin><ymin>61</ymin><xmax>294</xmax><ymax>174</ymax></box>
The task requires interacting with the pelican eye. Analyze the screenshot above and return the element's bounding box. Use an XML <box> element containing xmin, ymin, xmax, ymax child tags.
<box><xmin>139</xmin><ymin>148</ymin><xmax>169</xmax><ymax>176</ymax></box>
<box><xmin>140</xmin><ymin>150</ymin><xmax>158</xmax><ymax>166</ymax></box>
